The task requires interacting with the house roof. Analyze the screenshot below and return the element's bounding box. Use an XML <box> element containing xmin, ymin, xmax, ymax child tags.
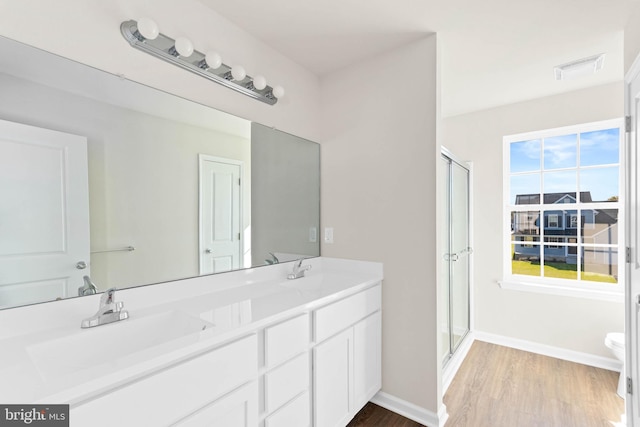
<box><xmin>512</xmin><ymin>191</ymin><xmax>618</xmax><ymax>226</ymax></box>
<box><xmin>515</xmin><ymin>192</ymin><xmax>593</xmax><ymax>204</ymax></box>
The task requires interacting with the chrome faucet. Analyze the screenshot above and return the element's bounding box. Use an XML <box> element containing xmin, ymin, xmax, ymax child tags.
<box><xmin>81</xmin><ymin>288</ymin><xmax>129</xmax><ymax>328</ymax></box>
<box><xmin>78</xmin><ymin>275</ymin><xmax>98</xmax><ymax>296</ymax></box>
<box><xmin>265</xmin><ymin>252</ymin><xmax>280</xmax><ymax>265</ymax></box>
<box><xmin>287</xmin><ymin>258</ymin><xmax>311</xmax><ymax>280</ymax></box>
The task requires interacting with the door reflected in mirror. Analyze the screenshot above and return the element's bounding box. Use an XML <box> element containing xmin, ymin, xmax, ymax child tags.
<box><xmin>0</xmin><ymin>36</ymin><xmax>320</xmax><ymax>310</ymax></box>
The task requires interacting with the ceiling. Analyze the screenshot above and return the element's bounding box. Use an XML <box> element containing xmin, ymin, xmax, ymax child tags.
<box><xmin>199</xmin><ymin>0</ymin><xmax>637</xmax><ymax>117</ymax></box>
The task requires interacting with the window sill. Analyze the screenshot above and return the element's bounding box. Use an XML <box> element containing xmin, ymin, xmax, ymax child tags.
<box><xmin>498</xmin><ymin>279</ymin><xmax>624</xmax><ymax>302</ymax></box>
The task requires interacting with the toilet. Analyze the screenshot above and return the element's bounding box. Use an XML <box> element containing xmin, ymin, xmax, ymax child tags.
<box><xmin>605</xmin><ymin>332</ymin><xmax>625</xmax><ymax>398</ymax></box>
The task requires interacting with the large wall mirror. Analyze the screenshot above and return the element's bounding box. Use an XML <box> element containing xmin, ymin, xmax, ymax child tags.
<box><xmin>0</xmin><ymin>36</ymin><xmax>320</xmax><ymax>310</ymax></box>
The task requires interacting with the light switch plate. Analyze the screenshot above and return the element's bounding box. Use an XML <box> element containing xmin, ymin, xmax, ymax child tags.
<box><xmin>309</xmin><ymin>227</ymin><xmax>317</xmax><ymax>243</ymax></box>
<box><xmin>324</xmin><ymin>227</ymin><xmax>334</xmax><ymax>244</ymax></box>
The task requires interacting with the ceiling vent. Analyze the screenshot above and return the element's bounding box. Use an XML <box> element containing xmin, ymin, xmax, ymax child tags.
<box><xmin>554</xmin><ymin>53</ymin><xmax>605</xmax><ymax>81</ymax></box>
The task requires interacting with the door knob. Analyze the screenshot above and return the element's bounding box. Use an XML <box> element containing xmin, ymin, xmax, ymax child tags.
<box><xmin>205</xmin><ymin>248</ymin><xmax>212</xmax><ymax>254</ymax></box>
<box><xmin>76</xmin><ymin>261</ymin><xmax>87</xmax><ymax>270</ymax></box>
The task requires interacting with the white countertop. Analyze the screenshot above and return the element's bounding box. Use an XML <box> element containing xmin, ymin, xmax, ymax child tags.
<box><xmin>0</xmin><ymin>257</ymin><xmax>383</xmax><ymax>405</ymax></box>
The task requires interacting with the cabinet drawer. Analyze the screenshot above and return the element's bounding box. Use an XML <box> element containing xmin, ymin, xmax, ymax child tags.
<box><xmin>314</xmin><ymin>285</ymin><xmax>381</xmax><ymax>343</ymax></box>
<box><xmin>265</xmin><ymin>313</ymin><xmax>309</xmax><ymax>369</ymax></box>
<box><xmin>265</xmin><ymin>391</ymin><xmax>310</xmax><ymax>427</ymax></box>
<box><xmin>174</xmin><ymin>381</ymin><xmax>258</xmax><ymax>427</ymax></box>
<box><xmin>265</xmin><ymin>352</ymin><xmax>309</xmax><ymax>413</ymax></box>
<box><xmin>71</xmin><ymin>334</ymin><xmax>257</xmax><ymax>427</ymax></box>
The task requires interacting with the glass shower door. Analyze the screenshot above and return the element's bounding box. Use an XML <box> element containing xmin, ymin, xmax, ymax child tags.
<box><xmin>441</xmin><ymin>150</ymin><xmax>471</xmax><ymax>365</ymax></box>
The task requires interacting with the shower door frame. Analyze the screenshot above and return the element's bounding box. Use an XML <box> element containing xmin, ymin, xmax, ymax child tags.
<box><xmin>441</xmin><ymin>147</ymin><xmax>474</xmax><ymax>370</ymax></box>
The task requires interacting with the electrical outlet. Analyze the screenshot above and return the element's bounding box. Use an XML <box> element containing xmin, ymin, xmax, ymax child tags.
<box><xmin>309</xmin><ymin>227</ymin><xmax>317</xmax><ymax>243</ymax></box>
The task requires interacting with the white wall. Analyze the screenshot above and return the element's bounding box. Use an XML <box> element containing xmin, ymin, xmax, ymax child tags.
<box><xmin>442</xmin><ymin>82</ymin><xmax>625</xmax><ymax>358</ymax></box>
<box><xmin>320</xmin><ymin>36</ymin><xmax>441</xmax><ymax>413</ymax></box>
<box><xmin>0</xmin><ymin>0</ymin><xmax>320</xmax><ymax>142</ymax></box>
<box><xmin>625</xmin><ymin>2</ymin><xmax>640</xmax><ymax>74</ymax></box>
<box><xmin>0</xmin><ymin>72</ymin><xmax>251</xmax><ymax>290</ymax></box>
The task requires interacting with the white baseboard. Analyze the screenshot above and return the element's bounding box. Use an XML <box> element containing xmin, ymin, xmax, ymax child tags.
<box><xmin>443</xmin><ymin>330</ymin><xmax>475</xmax><ymax>393</ymax></box>
<box><xmin>370</xmin><ymin>391</ymin><xmax>447</xmax><ymax>427</ymax></box>
<box><xmin>475</xmin><ymin>331</ymin><xmax>622</xmax><ymax>372</ymax></box>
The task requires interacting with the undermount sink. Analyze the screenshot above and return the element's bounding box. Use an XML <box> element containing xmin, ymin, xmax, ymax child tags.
<box><xmin>27</xmin><ymin>310</ymin><xmax>213</xmax><ymax>382</ymax></box>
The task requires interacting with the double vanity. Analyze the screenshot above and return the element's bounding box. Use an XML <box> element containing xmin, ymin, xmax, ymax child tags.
<box><xmin>0</xmin><ymin>257</ymin><xmax>383</xmax><ymax>427</ymax></box>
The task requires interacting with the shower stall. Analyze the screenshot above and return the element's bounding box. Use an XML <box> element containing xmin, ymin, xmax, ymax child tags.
<box><xmin>440</xmin><ymin>148</ymin><xmax>472</xmax><ymax>367</ymax></box>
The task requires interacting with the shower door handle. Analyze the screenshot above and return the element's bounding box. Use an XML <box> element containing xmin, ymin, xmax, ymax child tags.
<box><xmin>443</xmin><ymin>253</ymin><xmax>459</xmax><ymax>262</ymax></box>
<box><xmin>444</xmin><ymin>247</ymin><xmax>474</xmax><ymax>262</ymax></box>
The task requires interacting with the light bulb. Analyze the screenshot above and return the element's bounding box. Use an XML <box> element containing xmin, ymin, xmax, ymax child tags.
<box><xmin>231</xmin><ymin>65</ymin><xmax>246</xmax><ymax>81</ymax></box>
<box><xmin>174</xmin><ymin>37</ymin><xmax>194</xmax><ymax>57</ymax></box>
<box><xmin>252</xmin><ymin>75</ymin><xmax>267</xmax><ymax>90</ymax></box>
<box><xmin>205</xmin><ymin>51</ymin><xmax>222</xmax><ymax>69</ymax></box>
<box><xmin>137</xmin><ymin>17</ymin><xmax>159</xmax><ymax>40</ymax></box>
<box><xmin>272</xmin><ymin>85</ymin><xmax>285</xmax><ymax>99</ymax></box>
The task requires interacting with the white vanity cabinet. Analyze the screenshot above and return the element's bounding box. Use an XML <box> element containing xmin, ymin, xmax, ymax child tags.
<box><xmin>67</xmin><ymin>285</ymin><xmax>381</xmax><ymax>427</ymax></box>
<box><xmin>6</xmin><ymin>260</ymin><xmax>385</xmax><ymax>427</ymax></box>
<box><xmin>312</xmin><ymin>284</ymin><xmax>382</xmax><ymax>427</ymax></box>
<box><xmin>70</xmin><ymin>335</ymin><xmax>258</xmax><ymax>427</ymax></box>
<box><xmin>261</xmin><ymin>313</ymin><xmax>311</xmax><ymax>427</ymax></box>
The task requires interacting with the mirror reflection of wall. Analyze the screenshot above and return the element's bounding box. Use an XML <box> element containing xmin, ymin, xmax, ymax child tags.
<box><xmin>0</xmin><ymin>36</ymin><xmax>320</xmax><ymax>310</ymax></box>
<box><xmin>252</xmin><ymin>123</ymin><xmax>320</xmax><ymax>265</ymax></box>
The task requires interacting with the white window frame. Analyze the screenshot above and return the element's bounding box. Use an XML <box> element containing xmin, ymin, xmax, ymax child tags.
<box><xmin>500</xmin><ymin>118</ymin><xmax>624</xmax><ymax>302</ymax></box>
<box><xmin>548</xmin><ymin>214</ymin><xmax>559</xmax><ymax>228</ymax></box>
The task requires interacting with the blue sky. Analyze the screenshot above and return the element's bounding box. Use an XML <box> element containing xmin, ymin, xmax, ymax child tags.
<box><xmin>580</xmin><ymin>129</ymin><xmax>620</xmax><ymax>166</ymax></box>
<box><xmin>509</xmin><ymin>128</ymin><xmax>619</xmax><ymax>203</ymax></box>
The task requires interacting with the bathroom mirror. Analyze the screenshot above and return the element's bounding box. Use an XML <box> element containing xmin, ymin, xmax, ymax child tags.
<box><xmin>0</xmin><ymin>36</ymin><xmax>320</xmax><ymax>310</ymax></box>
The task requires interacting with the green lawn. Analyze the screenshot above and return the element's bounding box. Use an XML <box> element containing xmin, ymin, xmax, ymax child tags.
<box><xmin>512</xmin><ymin>260</ymin><xmax>617</xmax><ymax>283</ymax></box>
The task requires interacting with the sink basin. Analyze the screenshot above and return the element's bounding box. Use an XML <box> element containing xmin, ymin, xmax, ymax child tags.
<box><xmin>27</xmin><ymin>310</ymin><xmax>213</xmax><ymax>382</ymax></box>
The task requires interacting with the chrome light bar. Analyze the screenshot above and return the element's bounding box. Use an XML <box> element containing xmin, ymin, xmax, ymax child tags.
<box><xmin>120</xmin><ymin>19</ymin><xmax>279</xmax><ymax>105</ymax></box>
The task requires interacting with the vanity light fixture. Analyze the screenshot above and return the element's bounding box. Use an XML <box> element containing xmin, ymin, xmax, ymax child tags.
<box><xmin>121</xmin><ymin>19</ymin><xmax>283</xmax><ymax>105</ymax></box>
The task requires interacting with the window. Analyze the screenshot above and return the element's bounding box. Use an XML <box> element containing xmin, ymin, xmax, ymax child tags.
<box><xmin>503</xmin><ymin>119</ymin><xmax>623</xmax><ymax>298</ymax></box>
<box><xmin>568</xmin><ymin>214</ymin><xmax>578</xmax><ymax>229</ymax></box>
<box><xmin>546</xmin><ymin>237</ymin><xmax>562</xmax><ymax>249</ymax></box>
<box><xmin>523</xmin><ymin>236</ymin><xmax>534</xmax><ymax>248</ymax></box>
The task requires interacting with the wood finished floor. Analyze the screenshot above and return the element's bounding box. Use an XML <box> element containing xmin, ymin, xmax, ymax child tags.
<box><xmin>347</xmin><ymin>403</ymin><xmax>423</xmax><ymax>427</ymax></box>
<box><xmin>348</xmin><ymin>341</ymin><xmax>624</xmax><ymax>427</ymax></box>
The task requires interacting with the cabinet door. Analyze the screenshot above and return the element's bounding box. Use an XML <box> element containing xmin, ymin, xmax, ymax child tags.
<box><xmin>353</xmin><ymin>311</ymin><xmax>382</xmax><ymax>410</ymax></box>
<box><xmin>173</xmin><ymin>381</ymin><xmax>258</xmax><ymax>427</ymax></box>
<box><xmin>313</xmin><ymin>328</ymin><xmax>353</xmax><ymax>427</ymax></box>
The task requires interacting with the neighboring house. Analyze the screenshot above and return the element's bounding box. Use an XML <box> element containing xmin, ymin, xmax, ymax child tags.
<box><xmin>512</xmin><ymin>192</ymin><xmax>617</xmax><ymax>268</ymax></box>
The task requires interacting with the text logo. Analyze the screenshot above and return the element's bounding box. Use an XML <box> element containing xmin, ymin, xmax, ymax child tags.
<box><xmin>0</xmin><ymin>405</ymin><xmax>69</xmax><ymax>426</ymax></box>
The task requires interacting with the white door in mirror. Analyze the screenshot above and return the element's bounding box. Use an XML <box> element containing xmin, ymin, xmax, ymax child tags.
<box><xmin>0</xmin><ymin>119</ymin><xmax>89</xmax><ymax>307</ymax></box>
<box><xmin>199</xmin><ymin>155</ymin><xmax>243</xmax><ymax>274</ymax></box>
